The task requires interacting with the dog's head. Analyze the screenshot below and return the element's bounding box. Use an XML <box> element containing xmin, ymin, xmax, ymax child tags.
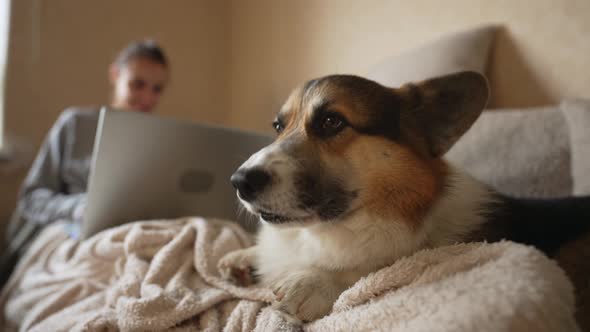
<box><xmin>231</xmin><ymin>71</ymin><xmax>489</xmax><ymax>227</ymax></box>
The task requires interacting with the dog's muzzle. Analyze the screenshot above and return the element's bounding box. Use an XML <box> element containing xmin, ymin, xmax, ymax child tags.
<box><xmin>230</xmin><ymin>167</ymin><xmax>271</xmax><ymax>202</ymax></box>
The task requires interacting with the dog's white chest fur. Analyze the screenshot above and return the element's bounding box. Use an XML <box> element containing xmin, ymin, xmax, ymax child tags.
<box><xmin>255</xmin><ymin>213</ymin><xmax>421</xmax><ymax>285</ymax></box>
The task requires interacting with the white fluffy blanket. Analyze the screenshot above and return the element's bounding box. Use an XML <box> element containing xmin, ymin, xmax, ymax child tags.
<box><xmin>0</xmin><ymin>218</ymin><xmax>579</xmax><ymax>331</ymax></box>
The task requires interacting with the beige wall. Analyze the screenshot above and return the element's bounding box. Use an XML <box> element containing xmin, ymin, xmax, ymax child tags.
<box><xmin>228</xmin><ymin>0</ymin><xmax>590</xmax><ymax>131</ymax></box>
<box><xmin>0</xmin><ymin>0</ymin><xmax>230</xmax><ymax>236</ymax></box>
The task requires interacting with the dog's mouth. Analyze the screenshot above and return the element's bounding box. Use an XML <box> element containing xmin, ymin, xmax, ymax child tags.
<box><xmin>257</xmin><ymin>209</ymin><xmax>311</xmax><ymax>224</ymax></box>
<box><xmin>259</xmin><ymin>210</ymin><xmax>291</xmax><ymax>223</ymax></box>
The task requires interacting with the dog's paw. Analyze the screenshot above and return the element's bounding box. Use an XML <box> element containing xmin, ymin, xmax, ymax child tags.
<box><xmin>271</xmin><ymin>272</ymin><xmax>340</xmax><ymax>324</ymax></box>
<box><xmin>217</xmin><ymin>248</ymin><xmax>256</xmax><ymax>287</ymax></box>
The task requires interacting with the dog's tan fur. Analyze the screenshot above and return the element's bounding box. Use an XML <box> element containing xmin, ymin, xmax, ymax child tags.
<box><xmin>349</xmin><ymin>138</ymin><xmax>448</xmax><ymax>228</ymax></box>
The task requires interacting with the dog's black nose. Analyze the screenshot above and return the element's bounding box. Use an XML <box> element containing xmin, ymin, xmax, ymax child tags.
<box><xmin>230</xmin><ymin>168</ymin><xmax>271</xmax><ymax>201</ymax></box>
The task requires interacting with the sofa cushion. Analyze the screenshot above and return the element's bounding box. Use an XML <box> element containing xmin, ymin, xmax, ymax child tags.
<box><xmin>561</xmin><ymin>99</ymin><xmax>590</xmax><ymax>195</ymax></box>
<box><xmin>366</xmin><ymin>25</ymin><xmax>497</xmax><ymax>88</ymax></box>
<box><xmin>446</xmin><ymin>106</ymin><xmax>572</xmax><ymax>198</ymax></box>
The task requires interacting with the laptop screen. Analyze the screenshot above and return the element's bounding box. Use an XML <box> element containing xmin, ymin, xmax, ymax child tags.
<box><xmin>80</xmin><ymin>107</ymin><xmax>273</xmax><ymax>239</ymax></box>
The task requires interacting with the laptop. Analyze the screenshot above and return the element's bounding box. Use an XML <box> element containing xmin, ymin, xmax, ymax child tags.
<box><xmin>79</xmin><ymin>107</ymin><xmax>273</xmax><ymax>239</ymax></box>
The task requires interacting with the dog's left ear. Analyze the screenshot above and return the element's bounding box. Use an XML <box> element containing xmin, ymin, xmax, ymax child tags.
<box><xmin>395</xmin><ymin>71</ymin><xmax>489</xmax><ymax>158</ymax></box>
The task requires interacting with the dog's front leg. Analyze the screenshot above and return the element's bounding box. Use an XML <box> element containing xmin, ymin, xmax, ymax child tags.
<box><xmin>217</xmin><ymin>246</ymin><xmax>258</xmax><ymax>286</ymax></box>
<box><xmin>271</xmin><ymin>269</ymin><xmax>349</xmax><ymax>324</ymax></box>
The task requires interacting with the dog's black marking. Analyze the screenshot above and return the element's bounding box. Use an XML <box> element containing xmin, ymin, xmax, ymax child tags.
<box><xmin>470</xmin><ymin>194</ymin><xmax>590</xmax><ymax>256</ymax></box>
<box><xmin>294</xmin><ymin>171</ymin><xmax>357</xmax><ymax>221</ymax></box>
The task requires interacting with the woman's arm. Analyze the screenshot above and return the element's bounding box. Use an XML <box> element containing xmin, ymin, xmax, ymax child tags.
<box><xmin>1</xmin><ymin>111</ymin><xmax>87</xmax><ymax>279</ymax></box>
<box><xmin>17</xmin><ymin>111</ymin><xmax>87</xmax><ymax>226</ymax></box>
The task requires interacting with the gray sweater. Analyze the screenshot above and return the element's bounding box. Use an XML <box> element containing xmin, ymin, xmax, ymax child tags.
<box><xmin>6</xmin><ymin>106</ymin><xmax>100</xmax><ymax>255</ymax></box>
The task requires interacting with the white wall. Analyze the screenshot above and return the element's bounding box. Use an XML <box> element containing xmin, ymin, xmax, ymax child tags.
<box><xmin>0</xmin><ymin>0</ymin><xmax>11</xmax><ymax>151</ymax></box>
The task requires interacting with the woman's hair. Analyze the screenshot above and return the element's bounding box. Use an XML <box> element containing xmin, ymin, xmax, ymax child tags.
<box><xmin>113</xmin><ymin>39</ymin><xmax>168</xmax><ymax>68</ymax></box>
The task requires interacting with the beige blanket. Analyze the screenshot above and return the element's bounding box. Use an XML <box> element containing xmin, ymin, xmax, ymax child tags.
<box><xmin>0</xmin><ymin>218</ymin><xmax>579</xmax><ymax>331</ymax></box>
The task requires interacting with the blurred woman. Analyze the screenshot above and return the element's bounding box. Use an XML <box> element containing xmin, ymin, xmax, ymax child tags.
<box><xmin>1</xmin><ymin>40</ymin><xmax>170</xmax><ymax>285</ymax></box>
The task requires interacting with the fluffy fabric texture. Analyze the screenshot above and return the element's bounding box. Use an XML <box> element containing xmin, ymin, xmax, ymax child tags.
<box><xmin>0</xmin><ymin>218</ymin><xmax>578</xmax><ymax>331</ymax></box>
<box><xmin>365</xmin><ymin>25</ymin><xmax>497</xmax><ymax>88</ymax></box>
<box><xmin>446</xmin><ymin>106</ymin><xmax>573</xmax><ymax>198</ymax></box>
<box><xmin>561</xmin><ymin>98</ymin><xmax>590</xmax><ymax>196</ymax></box>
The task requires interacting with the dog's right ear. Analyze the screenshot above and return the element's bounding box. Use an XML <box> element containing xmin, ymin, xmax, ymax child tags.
<box><xmin>394</xmin><ymin>71</ymin><xmax>489</xmax><ymax>158</ymax></box>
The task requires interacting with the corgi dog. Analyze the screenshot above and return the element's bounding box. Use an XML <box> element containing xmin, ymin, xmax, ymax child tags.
<box><xmin>218</xmin><ymin>71</ymin><xmax>590</xmax><ymax>324</ymax></box>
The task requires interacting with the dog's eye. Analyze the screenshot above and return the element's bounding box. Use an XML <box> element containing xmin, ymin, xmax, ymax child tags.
<box><xmin>317</xmin><ymin>113</ymin><xmax>346</xmax><ymax>136</ymax></box>
<box><xmin>322</xmin><ymin>115</ymin><xmax>344</xmax><ymax>130</ymax></box>
<box><xmin>272</xmin><ymin>120</ymin><xmax>284</xmax><ymax>133</ymax></box>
